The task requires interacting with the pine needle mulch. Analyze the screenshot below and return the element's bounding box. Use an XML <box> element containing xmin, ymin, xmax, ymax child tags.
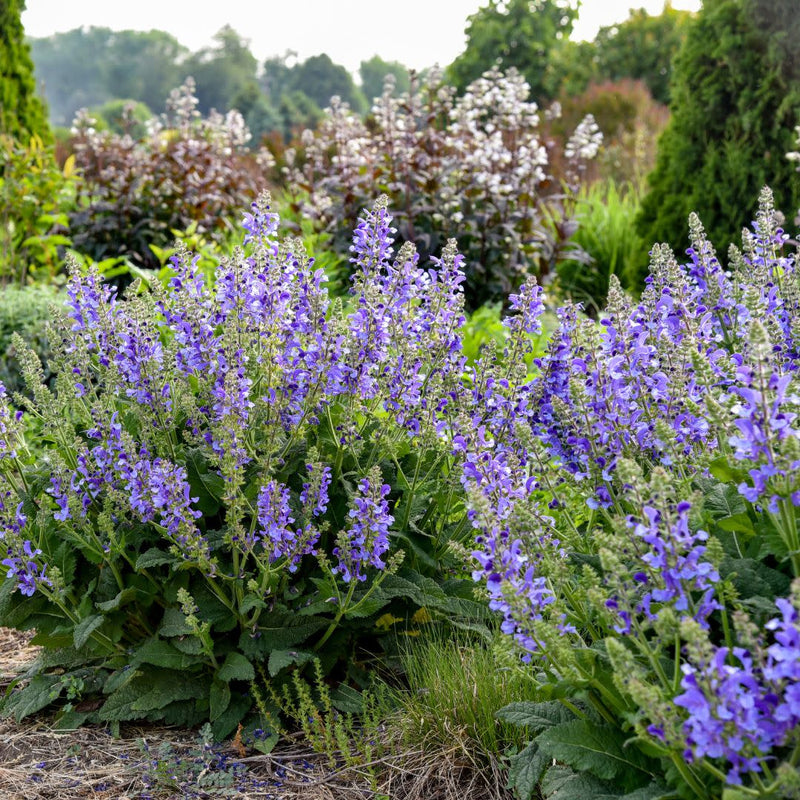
<box><xmin>0</xmin><ymin>628</ymin><xmax>511</xmax><ymax>800</ymax></box>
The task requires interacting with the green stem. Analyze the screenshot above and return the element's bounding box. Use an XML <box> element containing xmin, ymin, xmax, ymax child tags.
<box><xmin>314</xmin><ymin>580</ymin><xmax>356</xmax><ymax>652</ymax></box>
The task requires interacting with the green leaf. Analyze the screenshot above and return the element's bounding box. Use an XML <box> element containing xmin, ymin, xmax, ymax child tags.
<box><xmin>132</xmin><ymin>638</ymin><xmax>203</xmax><ymax>670</ymax></box>
<box><xmin>158</xmin><ymin>607</ymin><xmax>192</xmax><ymax>638</ymax></box>
<box><xmin>708</xmin><ymin>456</ymin><xmax>747</xmax><ymax>484</ymax></box>
<box><xmin>96</xmin><ymin>587</ymin><xmax>141</xmax><ymax>612</ymax></box>
<box><xmin>344</xmin><ymin>596</ymin><xmax>390</xmax><ymax>619</ymax></box>
<box><xmin>98</xmin><ymin>684</ymin><xmax>141</xmax><ymax>722</ymax></box>
<box><xmin>496</xmin><ymin>701</ymin><xmax>576</xmax><ymax>732</ymax></box>
<box><xmin>211</xmin><ymin>692</ymin><xmax>252</xmax><ymax>740</ymax></box>
<box><xmin>186</xmin><ymin>449</ymin><xmax>225</xmax><ymax>516</ymax></box>
<box><xmin>536</xmin><ymin>721</ymin><xmax>653</xmax><ymax>786</ymax></box>
<box><xmin>2</xmin><ymin>674</ymin><xmax>61</xmax><ymax>721</ymax></box>
<box><xmin>50</xmin><ymin>541</ymin><xmax>77</xmax><ymax>586</ymax></box>
<box><xmin>703</xmin><ymin>481</ymin><xmax>746</xmax><ymax>519</ymax></box>
<box><xmin>267</xmin><ymin>649</ymin><xmax>313</xmax><ymax>677</ymax></box>
<box><xmin>103</xmin><ymin>667</ymin><xmax>140</xmax><ymax>695</ymax></box>
<box><xmin>136</xmin><ymin>548</ymin><xmax>177</xmax><ymax>570</ymax></box>
<box><xmin>131</xmin><ymin>676</ymin><xmax>204</xmax><ymax>713</ymax></box>
<box><xmin>541</xmin><ymin>765</ymin><xmax>614</xmax><ymax>800</ymax></box>
<box><xmin>720</xmin><ymin>556</ymin><xmax>791</xmax><ymax>602</ymax></box>
<box><xmin>73</xmin><ymin>614</ymin><xmax>104</xmax><ymax>649</ymax></box>
<box><xmin>239</xmin><ymin>595</ymin><xmax>267</xmax><ymax>615</ymax></box>
<box><xmin>722</xmin><ymin>789</ymin><xmax>755</xmax><ymax>800</ymax></box>
<box><xmin>716</xmin><ymin>513</ymin><xmax>754</xmax><ymax>534</ymax></box>
<box><xmin>210</xmin><ymin>679</ymin><xmax>231</xmax><ymax>722</ymax></box>
<box><xmin>507</xmin><ymin>742</ymin><xmax>550</xmax><ymax>800</ymax></box>
<box><xmin>243</xmin><ymin>613</ymin><xmax>327</xmax><ymax>653</ymax></box>
<box><xmin>330</xmin><ymin>684</ymin><xmax>363</xmax><ymax>714</ymax></box>
<box><xmin>217</xmin><ymin>652</ymin><xmax>255</xmax><ymax>683</ymax></box>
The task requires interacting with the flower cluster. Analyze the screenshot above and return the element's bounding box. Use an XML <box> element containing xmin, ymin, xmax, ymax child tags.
<box><xmin>69</xmin><ymin>79</ymin><xmax>271</xmax><ymax>270</ymax></box>
<box><xmin>333</xmin><ymin>473</ymin><xmax>393</xmax><ymax>584</ymax></box>
<box><xmin>284</xmin><ymin>66</ymin><xmax>601</xmax><ymax>307</ymax></box>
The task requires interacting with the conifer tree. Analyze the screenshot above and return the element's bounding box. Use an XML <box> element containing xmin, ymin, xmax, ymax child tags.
<box><xmin>0</xmin><ymin>0</ymin><xmax>49</xmax><ymax>141</ymax></box>
<box><xmin>636</xmin><ymin>0</ymin><xmax>800</xmax><ymax>255</ymax></box>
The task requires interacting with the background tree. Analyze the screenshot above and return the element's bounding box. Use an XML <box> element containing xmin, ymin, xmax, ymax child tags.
<box><xmin>1</xmin><ymin>0</ymin><xmax>49</xmax><ymax>140</ymax></box>
<box><xmin>182</xmin><ymin>26</ymin><xmax>259</xmax><ymax>115</ymax></box>
<box><xmin>288</xmin><ymin>53</ymin><xmax>367</xmax><ymax>113</ymax></box>
<box><xmin>30</xmin><ymin>28</ymin><xmax>185</xmax><ymax>127</ymax></box>
<box><xmin>592</xmin><ymin>3</ymin><xmax>693</xmax><ymax>105</ymax></box>
<box><xmin>359</xmin><ymin>55</ymin><xmax>410</xmax><ymax>103</ymax></box>
<box><xmin>447</xmin><ymin>0</ymin><xmax>580</xmax><ymax>102</ymax></box>
<box><xmin>636</xmin><ymin>0</ymin><xmax>800</xmax><ymax>255</ymax></box>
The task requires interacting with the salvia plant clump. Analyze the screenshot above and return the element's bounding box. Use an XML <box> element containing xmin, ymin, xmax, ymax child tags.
<box><xmin>0</xmin><ymin>194</ymin><xmax>489</xmax><ymax>738</ymax></box>
<box><xmin>465</xmin><ymin>188</ymin><xmax>800</xmax><ymax>799</ymax></box>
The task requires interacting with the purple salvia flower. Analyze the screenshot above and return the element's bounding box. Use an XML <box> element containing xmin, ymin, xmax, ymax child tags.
<box><xmin>333</xmin><ymin>477</ymin><xmax>393</xmax><ymax>583</ymax></box>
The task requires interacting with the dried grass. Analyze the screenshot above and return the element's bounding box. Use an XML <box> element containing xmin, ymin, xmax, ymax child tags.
<box><xmin>0</xmin><ymin>628</ymin><xmax>512</xmax><ymax>799</ymax></box>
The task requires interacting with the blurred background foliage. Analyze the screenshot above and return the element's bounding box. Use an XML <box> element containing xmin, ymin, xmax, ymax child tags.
<box><xmin>2</xmin><ymin>0</ymin><xmax>799</xmax><ymax>364</ymax></box>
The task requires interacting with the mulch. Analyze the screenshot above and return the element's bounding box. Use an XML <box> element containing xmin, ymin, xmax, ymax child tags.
<box><xmin>0</xmin><ymin>628</ymin><xmax>510</xmax><ymax>800</ymax></box>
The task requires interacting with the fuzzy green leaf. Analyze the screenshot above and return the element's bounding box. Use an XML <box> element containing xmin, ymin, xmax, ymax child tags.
<box><xmin>343</xmin><ymin>596</ymin><xmax>390</xmax><ymax>619</ymax></box>
<box><xmin>98</xmin><ymin>683</ymin><xmax>141</xmax><ymax>721</ymax></box>
<box><xmin>239</xmin><ymin>595</ymin><xmax>267</xmax><ymax>615</ymax></box>
<box><xmin>708</xmin><ymin>457</ymin><xmax>747</xmax><ymax>485</ymax></box>
<box><xmin>267</xmin><ymin>649</ymin><xmax>313</xmax><ymax>677</ymax></box>
<box><xmin>496</xmin><ymin>701</ymin><xmax>576</xmax><ymax>732</ymax></box>
<box><xmin>217</xmin><ymin>652</ymin><xmax>255</xmax><ymax>683</ymax></box>
<box><xmin>703</xmin><ymin>481</ymin><xmax>746</xmax><ymax>520</ymax></box>
<box><xmin>158</xmin><ymin>607</ymin><xmax>192</xmax><ymax>637</ymax></box>
<box><xmin>2</xmin><ymin>674</ymin><xmax>61</xmax><ymax>721</ymax></box>
<box><xmin>210</xmin><ymin>679</ymin><xmax>231</xmax><ymax>722</ymax></box>
<box><xmin>186</xmin><ymin>449</ymin><xmax>225</xmax><ymax>516</ymax></box>
<box><xmin>541</xmin><ymin>765</ymin><xmax>614</xmax><ymax>799</ymax></box>
<box><xmin>131</xmin><ymin>675</ymin><xmax>205</xmax><ymax>713</ymax></box>
<box><xmin>211</xmin><ymin>692</ymin><xmax>252</xmax><ymax>741</ymax></box>
<box><xmin>508</xmin><ymin>742</ymin><xmax>550</xmax><ymax>800</ymax></box>
<box><xmin>95</xmin><ymin>587</ymin><xmax>141</xmax><ymax>612</ymax></box>
<box><xmin>73</xmin><ymin>614</ymin><xmax>104</xmax><ymax>649</ymax></box>
<box><xmin>536</xmin><ymin>721</ymin><xmax>653</xmax><ymax>785</ymax></box>
<box><xmin>136</xmin><ymin>548</ymin><xmax>177</xmax><ymax>570</ymax></box>
<box><xmin>132</xmin><ymin>638</ymin><xmax>203</xmax><ymax>670</ymax></box>
<box><xmin>242</xmin><ymin>614</ymin><xmax>327</xmax><ymax>654</ymax></box>
<box><xmin>329</xmin><ymin>684</ymin><xmax>363</xmax><ymax>714</ymax></box>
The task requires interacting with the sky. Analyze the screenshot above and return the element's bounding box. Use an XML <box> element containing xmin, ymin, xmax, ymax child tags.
<box><xmin>22</xmin><ymin>0</ymin><xmax>701</xmax><ymax>76</ymax></box>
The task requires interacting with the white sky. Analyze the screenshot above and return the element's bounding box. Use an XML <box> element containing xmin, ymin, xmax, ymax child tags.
<box><xmin>22</xmin><ymin>0</ymin><xmax>701</xmax><ymax>76</ymax></box>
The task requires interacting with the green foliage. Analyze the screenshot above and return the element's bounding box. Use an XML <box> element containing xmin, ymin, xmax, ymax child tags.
<box><xmin>636</xmin><ymin>0</ymin><xmax>800</xmax><ymax>256</ymax></box>
<box><xmin>591</xmin><ymin>4</ymin><xmax>694</xmax><ymax>106</ymax></box>
<box><xmin>289</xmin><ymin>53</ymin><xmax>367</xmax><ymax>114</ymax></box>
<box><xmin>448</xmin><ymin>0</ymin><xmax>580</xmax><ymax>102</ymax></box>
<box><xmin>0</xmin><ymin>133</ymin><xmax>76</xmax><ymax>285</ymax></box>
<box><xmin>30</xmin><ymin>27</ymin><xmax>187</xmax><ymax>128</ymax></box>
<box><xmin>88</xmin><ymin>98</ymin><xmax>152</xmax><ymax>139</ymax></box>
<box><xmin>545</xmin><ymin>5</ymin><xmax>693</xmax><ymax>106</ymax></box>
<box><xmin>0</xmin><ymin>199</ymin><xmax>482</xmax><ymax>738</ymax></box>
<box><xmin>0</xmin><ymin>0</ymin><xmax>49</xmax><ymax>142</ymax></box>
<box><xmin>386</xmin><ymin>633</ymin><xmax>537</xmax><ymax>760</ymax></box>
<box><xmin>498</xmin><ymin>701</ymin><xmax>666</xmax><ymax>800</ymax></box>
<box><xmin>261</xmin><ymin>657</ymin><xmax>391</xmax><ymax>773</ymax></box>
<box><xmin>0</xmin><ymin>284</ymin><xmax>59</xmax><ymax>396</ymax></box>
<box><xmin>556</xmin><ymin>180</ymin><xmax>647</xmax><ymax>310</ymax></box>
<box><xmin>183</xmin><ymin>26</ymin><xmax>259</xmax><ymax>117</ymax></box>
<box><xmin>359</xmin><ymin>56</ymin><xmax>410</xmax><ymax>103</ymax></box>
